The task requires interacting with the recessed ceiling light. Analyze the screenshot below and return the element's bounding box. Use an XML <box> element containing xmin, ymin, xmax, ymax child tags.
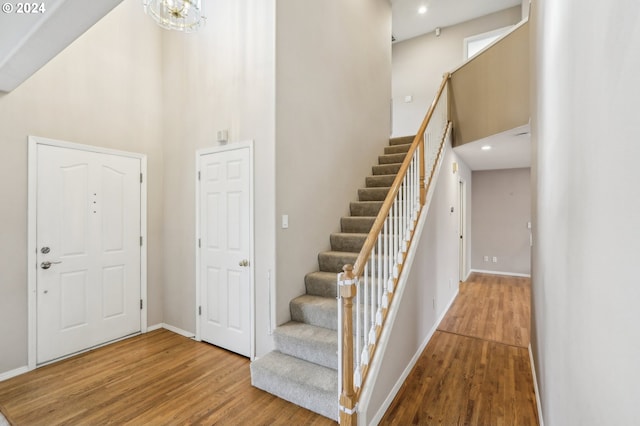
<box><xmin>481</xmin><ymin>145</ymin><xmax>492</xmax><ymax>151</ymax></box>
<box><xmin>418</xmin><ymin>5</ymin><xmax>427</xmax><ymax>14</ymax></box>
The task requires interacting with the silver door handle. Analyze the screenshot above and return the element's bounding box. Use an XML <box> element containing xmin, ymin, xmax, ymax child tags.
<box><xmin>239</xmin><ymin>259</ymin><xmax>250</xmax><ymax>267</ymax></box>
<box><xmin>41</xmin><ymin>260</ymin><xmax>62</xmax><ymax>269</ymax></box>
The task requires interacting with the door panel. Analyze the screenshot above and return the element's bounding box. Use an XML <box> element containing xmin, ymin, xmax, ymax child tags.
<box><xmin>37</xmin><ymin>144</ymin><xmax>141</xmax><ymax>364</ymax></box>
<box><xmin>200</xmin><ymin>147</ymin><xmax>251</xmax><ymax>357</ymax></box>
<box><xmin>60</xmin><ymin>270</ymin><xmax>89</xmax><ymax>329</ymax></box>
<box><xmin>60</xmin><ymin>164</ymin><xmax>89</xmax><ymax>256</ymax></box>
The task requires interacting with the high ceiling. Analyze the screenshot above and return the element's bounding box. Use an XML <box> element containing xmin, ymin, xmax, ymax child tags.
<box><xmin>0</xmin><ymin>0</ymin><xmax>123</xmax><ymax>92</ymax></box>
<box><xmin>0</xmin><ymin>0</ymin><xmax>524</xmax><ymax>92</ymax></box>
<box><xmin>391</xmin><ymin>0</ymin><xmax>522</xmax><ymax>42</ymax></box>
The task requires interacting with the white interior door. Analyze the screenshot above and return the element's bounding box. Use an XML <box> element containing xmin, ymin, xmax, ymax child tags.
<box><xmin>199</xmin><ymin>146</ymin><xmax>251</xmax><ymax>357</ymax></box>
<box><xmin>36</xmin><ymin>144</ymin><xmax>142</xmax><ymax>364</ymax></box>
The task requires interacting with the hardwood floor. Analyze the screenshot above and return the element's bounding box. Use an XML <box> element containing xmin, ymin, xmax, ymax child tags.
<box><xmin>380</xmin><ymin>273</ymin><xmax>538</xmax><ymax>425</ymax></box>
<box><xmin>0</xmin><ymin>330</ymin><xmax>334</xmax><ymax>425</ymax></box>
<box><xmin>438</xmin><ymin>272</ymin><xmax>531</xmax><ymax>347</ymax></box>
<box><xmin>0</xmin><ymin>273</ymin><xmax>536</xmax><ymax>425</ymax></box>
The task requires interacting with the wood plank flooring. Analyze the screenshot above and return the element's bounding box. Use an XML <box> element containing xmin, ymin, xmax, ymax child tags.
<box><xmin>0</xmin><ymin>272</ymin><xmax>536</xmax><ymax>425</ymax></box>
<box><xmin>380</xmin><ymin>273</ymin><xmax>538</xmax><ymax>425</ymax></box>
<box><xmin>0</xmin><ymin>330</ymin><xmax>334</xmax><ymax>425</ymax></box>
<box><xmin>438</xmin><ymin>272</ymin><xmax>531</xmax><ymax>347</ymax></box>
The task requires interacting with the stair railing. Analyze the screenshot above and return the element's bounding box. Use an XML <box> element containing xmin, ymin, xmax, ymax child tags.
<box><xmin>337</xmin><ymin>73</ymin><xmax>451</xmax><ymax>425</ymax></box>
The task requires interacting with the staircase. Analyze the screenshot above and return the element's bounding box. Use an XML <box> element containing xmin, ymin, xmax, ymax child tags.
<box><xmin>250</xmin><ymin>135</ymin><xmax>415</xmax><ymax>420</ymax></box>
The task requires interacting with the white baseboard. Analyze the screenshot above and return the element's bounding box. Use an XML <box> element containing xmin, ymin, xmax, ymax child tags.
<box><xmin>528</xmin><ymin>344</ymin><xmax>544</xmax><ymax>426</ymax></box>
<box><xmin>0</xmin><ymin>366</ymin><xmax>29</xmax><ymax>382</ymax></box>
<box><xmin>470</xmin><ymin>269</ymin><xmax>531</xmax><ymax>278</ymax></box>
<box><xmin>147</xmin><ymin>323</ymin><xmax>163</xmax><ymax>332</ymax></box>
<box><xmin>369</xmin><ymin>287</ymin><xmax>459</xmax><ymax>425</ymax></box>
<box><xmin>160</xmin><ymin>323</ymin><xmax>196</xmax><ymax>339</ymax></box>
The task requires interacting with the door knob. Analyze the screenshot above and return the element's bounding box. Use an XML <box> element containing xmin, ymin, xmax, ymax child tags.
<box><xmin>238</xmin><ymin>259</ymin><xmax>250</xmax><ymax>267</ymax></box>
<box><xmin>41</xmin><ymin>260</ymin><xmax>62</xmax><ymax>269</ymax></box>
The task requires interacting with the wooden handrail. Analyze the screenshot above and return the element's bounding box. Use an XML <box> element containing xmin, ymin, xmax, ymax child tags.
<box><xmin>352</xmin><ymin>72</ymin><xmax>451</xmax><ymax>277</ymax></box>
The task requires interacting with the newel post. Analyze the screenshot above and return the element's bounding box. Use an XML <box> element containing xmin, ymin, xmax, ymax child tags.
<box><xmin>419</xmin><ymin>136</ymin><xmax>426</xmax><ymax>205</ymax></box>
<box><xmin>339</xmin><ymin>264</ymin><xmax>357</xmax><ymax>425</ymax></box>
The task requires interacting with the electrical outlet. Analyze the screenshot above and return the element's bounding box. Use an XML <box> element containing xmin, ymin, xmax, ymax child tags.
<box><xmin>492</xmin><ymin>256</ymin><xmax>498</xmax><ymax>263</ymax></box>
<box><xmin>484</xmin><ymin>256</ymin><xmax>489</xmax><ymax>262</ymax></box>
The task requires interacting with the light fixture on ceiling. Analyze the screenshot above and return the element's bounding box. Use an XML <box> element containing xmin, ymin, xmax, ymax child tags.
<box><xmin>481</xmin><ymin>145</ymin><xmax>492</xmax><ymax>151</ymax></box>
<box><xmin>143</xmin><ymin>0</ymin><xmax>205</xmax><ymax>32</ymax></box>
<box><xmin>418</xmin><ymin>5</ymin><xmax>427</xmax><ymax>14</ymax></box>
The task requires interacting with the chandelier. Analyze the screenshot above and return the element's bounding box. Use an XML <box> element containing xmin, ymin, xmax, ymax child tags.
<box><xmin>143</xmin><ymin>0</ymin><xmax>205</xmax><ymax>32</ymax></box>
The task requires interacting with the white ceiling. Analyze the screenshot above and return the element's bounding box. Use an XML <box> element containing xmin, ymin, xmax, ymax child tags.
<box><xmin>391</xmin><ymin>0</ymin><xmax>521</xmax><ymax>42</ymax></box>
<box><xmin>453</xmin><ymin>124</ymin><xmax>531</xmax><ymax>171</ymax></box>
<box><xmin>0</xmin><ymin>0</ymin><xmax>525</xmax><ymax>91</ymax></box>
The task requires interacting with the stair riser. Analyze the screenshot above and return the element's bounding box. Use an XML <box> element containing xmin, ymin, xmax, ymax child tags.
<box><xmin>305</xmin><ymin>272</ymin><xmax>337</xmax><ymax>298</ymax></box>
<box><xmin>341</xmin><ymin>217</ymin><xmax>375</xmax><ymax>233</ymax></box>
<box><xmin>330</xmin><ymin>234</ymin><xmax>367</xmax><ymax>253</ymax></box>
<box><xmin>350</xmin><ymin>202</ymin><xmax>382</xmax><ymax>216</ymax></box>
<box><xmin>389</xmin><ymin>135</ymin><xmax>415</xmax><ymax>146</ymax></box>
<box><xmin>378</xmin><ymin>153</ymin><xmax>407</xmax><ymax>164</ymax></box>
<box><xmin>358</xmin><ymin>187</ymin><xmax>390</xmax><ymax>201</ymax></box>
<box><xmin>372</xmin><ymin>163</ymin><xmax>401</xmax><ymax>175</ymax></box>
<box><xmin>384</xmin><ymin>143</ymin><xmax>412</xmax><ymax>154</ymax></box>
<box><xmin>274</xmin><ymin>329</ymin><xmax>338</xmax><ymax>370</ymax></box>
<box><xmin>318</xmin><ymin>252</ymin><xmax>358</xmax><ymax>273</ymax></box>
<box><xmin>291</xmin><ymin>298</ymin><xmax>338</xmax><ymax>330</ymax></box>
<box><xmin>366</xmin><ymin>175</ymin><xmax>396</xmax><ymax>188</ymax></box>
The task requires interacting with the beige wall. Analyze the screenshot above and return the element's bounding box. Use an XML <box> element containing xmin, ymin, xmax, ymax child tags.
<box><xmin>274</xmin><ymin>0</ymin><xmax>392</xmax><ymax>324</ymax></box>
<box><xmin>471</xmin><ymin>168</ymin><xmax>531</xmax><ymax>275</ymax></box>
<box><xmin>0</xmin><ymin>0</ymin><xmax>392</xmax><ymax>374</ymax></box>
<box><xmin>161</xmin><ymin>0</ymin><xmax>276</xmax><ymax>356</ymax></box>
<box><xmin>0</xmin><ymin>0</ymin><xmax>164</xmax><ymax>373</ymax></box>
<box><xmin>531</xmin><ymin>0</ymin><xmax>640</xmax><ymax>423</ymax></box>
<box><xmin>450</xmin><ymin>22</ymin><xmax>530</xmax><ymax>146</ymax></box>
<box><xmin>392</xmin><ymin>6</ymin><xmax>522</xmax><ymax>137</ymax></box>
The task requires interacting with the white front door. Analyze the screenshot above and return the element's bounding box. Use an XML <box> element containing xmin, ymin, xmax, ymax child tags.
<box><xmin>36</xmin><ymin>143</ymin><xmax>142</xmax><ymax>364</ymax></box>
<box><xmin>198</xmin><ymin>146</ymin><xmax>252</xmax><ymax>357</ymax></box>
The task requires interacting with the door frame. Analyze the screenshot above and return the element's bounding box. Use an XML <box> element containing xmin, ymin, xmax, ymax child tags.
<box><xmin>194</xmin><ymin>141</ymin><xmax>255</xmax><ymax>360</ymax></box>
<box><xmin>458</xmin><ymin>178</ymin><xmax>467</xmax><ymax>282</ymax></box>
<box><xmin>27</xmin><ymin>136</ymin><xmax>148</xmax><ymax>370</ymax></box>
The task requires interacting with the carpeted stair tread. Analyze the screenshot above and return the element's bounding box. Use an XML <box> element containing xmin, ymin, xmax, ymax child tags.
<box><xmin>372</xmin><ymin>163</ymin><xmax>401</xmax><ymax>175</ymax></box>
<box><xmin>350</xmin><ymin>201</ymin><xmax>383</xmax><ymax>217</ymax></box>
<box><xmin>384</xmin><ymin>143</ymin><xmax>412</xmax><ymax>154</ymax></box>
<box><xmin>389</xmin><ymin>135</ymin><xmax>415</xmax><ymax>146</ymax></box>
<box><xmin>305</xmin><ymin>271</ymin><xmax>339</xmax><ymax>298</ymax></box>
<box><xmin>274</xmin><ymin>321</ymin><xmax>338</xmax><ymax>369</ymax></box>
<box><xmin>290</xmin><ymin>294</ymin><xmax>338</xmax><ymax>330</ymax></box>
<box><xmin>318</xmin><ymin>251</ymin><xmax>359</xmax><ymax>273</ymax></box>
<box><xmin>251</xmin><ymin>351</ymin><xmax>338</xmax><ymax>420</ymax></box>
<box><xmin>358</xmin><ymin>186</ymin><xmax>390</xmax><ymax>201</ymax></box>
<box><xmin>366</xmin><ymin>174</ymin><xmax>396</xmax><ymax>188</ymax></box>
<box><xmin>341</xmin><ymin>216</ymin><xmax>376</xmax><ymax>233</ymax></box>
<box><xmin>250</xmin><ymin>134</ymin><xmax>413</xmax><ymax>419</ymax></box>
<box><xmin>378</xmin><ymin>153</ymin><xmax>407</xmax><ymax>164</ymax></box>
<box><xmin>330</xmin><ymin>232</ymin><xmax>368</xmax><ymax>253</ymax></box>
